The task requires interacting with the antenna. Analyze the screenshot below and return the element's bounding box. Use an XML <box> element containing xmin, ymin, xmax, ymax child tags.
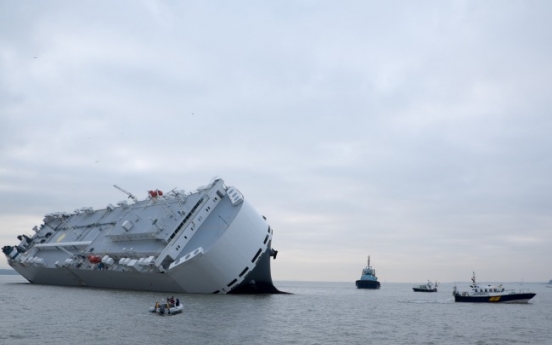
<box><xmin>149</xmin><ymin>217</ymin><xmax>163</xmax><ymax>233</ymax></box>
<box><xmin>114</xmin><ymin>185</ymin><xmax>138</xmax><ymax>202</ymax></box>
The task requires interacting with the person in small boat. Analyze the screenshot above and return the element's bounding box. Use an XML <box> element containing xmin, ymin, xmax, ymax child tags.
<box><xmin>155</xmin><ymin>301</ymin><xmax>159</xmax><ymax>309</ymax></box>
<box><xmin>169</xmin><ymin>296</ymin><xmax>175</xmax><ymax>306</ymax></box>
<box><xmin>175</xmin><ymin>298</ymin><xmax>180</xmax><ymax>307</ymax></box>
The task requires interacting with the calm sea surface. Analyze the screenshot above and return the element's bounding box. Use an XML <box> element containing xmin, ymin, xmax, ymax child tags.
<box><xmin>1</xmin><ymin>275</ymin><xmax>551</xmax><ymax>345</ymax></box>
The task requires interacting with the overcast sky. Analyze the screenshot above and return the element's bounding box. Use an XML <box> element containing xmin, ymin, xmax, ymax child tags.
<box><xmin>1</xmin><ymin>1</ymin><xmax>551</xmax><ymax>283</ymax></box>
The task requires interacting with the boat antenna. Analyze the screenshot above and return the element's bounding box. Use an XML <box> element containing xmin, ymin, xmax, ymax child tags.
<box><xmin>114</xmin><ymin>185</ymin><xmax>138</xmax><ymax>202</ymax></box>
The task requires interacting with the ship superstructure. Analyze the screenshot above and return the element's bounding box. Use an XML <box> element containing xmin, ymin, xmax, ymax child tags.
<box><xmin>2</xmin><ymin>178</ymin><xmax>280</xmax><ymax>294</ymax></box>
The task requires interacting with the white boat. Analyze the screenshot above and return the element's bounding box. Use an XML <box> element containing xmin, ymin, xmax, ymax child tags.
<box><xmin>2</xmin><ymin>178</ymin><xmax>281</xmax><ymax>294</ymax></box>
<box><xmin>413</xmin><ymin>280</ymin><xmax>438</xmax><ymax>292</ymax></box>
<box><xmin>452</xmin><ymin>272</ymin><xmax>536</xmax><ymax>303</ymax></box>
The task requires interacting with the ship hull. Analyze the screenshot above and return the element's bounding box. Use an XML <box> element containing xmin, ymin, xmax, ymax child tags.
<box><xmin>454</xmin><ymin>293</ymin><xmax>536</xmax><ymax>303</ymax></box>
<box><xmin>413</xmin><ymin>288</ymin><xmax>437</xmax><ymax>292</ymax></box>
<box><xmin>355</xmin><ymin>280</ymin><xmax>380</xmax><ymax>289</ymax></box>
<box><xmin>10</xmin><ymin>244</ymin><xmax>279</xmax><ymax>294</ymax></box>
<box><xmin>10</xmin><ymin>264</ymin><xmax>183</xmax><ymax>292</ymax></box>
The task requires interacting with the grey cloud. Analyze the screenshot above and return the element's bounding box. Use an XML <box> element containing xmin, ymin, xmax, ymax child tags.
<box><xmin>1</xmin><ymin>1</ymin><xmax>551</xmax><ymax>282</ymax></box>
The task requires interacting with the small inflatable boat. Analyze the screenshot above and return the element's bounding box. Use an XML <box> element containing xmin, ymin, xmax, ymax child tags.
<box><xmin>149</xmin><ymin>302</ymin><xmax>184</xmax><ymax>315</ymax></box>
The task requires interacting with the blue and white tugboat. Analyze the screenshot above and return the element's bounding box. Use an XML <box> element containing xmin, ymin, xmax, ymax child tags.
<box><xmin>413</xmin><ymin>280</ymin><xmax>438</xmax><ymax>292</ymax></box>
<box><xmin>355</xmin><ymin>256</ymin><xmax>380</xmax><ymax>289</ymax></box>
<box><xmin>453</xmin><ymin>272</ymin><xmax>536</xmax><ymax>303</ymax></box>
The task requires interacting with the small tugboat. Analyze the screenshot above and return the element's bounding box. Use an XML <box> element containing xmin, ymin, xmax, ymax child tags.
<box><xmin>413</xmin><ymin>280</ymin><xmax>438</xmax><ymax>292</ymax></box>
<box><xmin>149</xmin><ymin>297</ymin><xmax>183</xmax><ymax>315</ymax></box>
<box><xmin>355</xmin><ymin>256</ymin><xmax>380</xmax><ymax>289</ymax></box>
<box><xmin>453</xmin><ymin>272</ymin><xmax>536</xmax><ymax>303</ymax></box>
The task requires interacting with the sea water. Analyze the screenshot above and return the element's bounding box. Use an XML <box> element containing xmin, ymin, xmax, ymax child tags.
<box><xmin>1</xmin><ymin>275</ymin><xmax>551</xmax><ymax>345</ymax></box>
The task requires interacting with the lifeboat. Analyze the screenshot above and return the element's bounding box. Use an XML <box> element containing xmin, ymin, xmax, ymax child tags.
<box><xmin>148</xmin><ymin>190</ymin><xmax>164</xmax><ymax>198</ymax></box>
<box><xmin>87</xmin><ymin>255</ymin><xmax>102</xmax><ymax>264</ymax></box>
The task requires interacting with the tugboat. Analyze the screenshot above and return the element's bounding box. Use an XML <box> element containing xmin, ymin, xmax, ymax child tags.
<box><xmin>355</xmin><ymin>256</ymin><xmax>380</xmax><ymax>289</ymax></box>
<box><xmin>453</xmin><ymin>272</ymin><xmax>536</xmax><ymax>303</ymax></box>
<box><xmin>413</xmin><ymin>280</ymin><xmax>438</xmax><ymax>292</ymax></box>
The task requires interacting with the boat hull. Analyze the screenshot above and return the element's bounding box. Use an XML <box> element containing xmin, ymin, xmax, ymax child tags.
<box><xmin>149</xmin><ymin>304</ymin><xmax>184</xmax><ymax>315</ymax></box>
<box><xmin>356</xmin><ymin>280</ymin><xmax>380</xmax><ymax>289</ymax></box>
<box><xmin>413</xmin><ymin>288</ymin><xmax>437</xmax><ymax>292</ymax></box>
<box><xmin>454</xmin><ymin>293</ymin><xmax>536</xmax><ymax>303</ymax></box>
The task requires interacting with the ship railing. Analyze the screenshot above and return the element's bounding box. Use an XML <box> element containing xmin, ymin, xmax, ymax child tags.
<box><xmin>34</xmin><ymin>241</ymin><xmax>92</xmax><ymax>250</ymax></box>
<box><xmin>471</xmin><ymin>291</ymin><xmax>489</xmax><ymax>296</ymax></box>
<box><xmin>507</xmin><ymin>288</ymin><xmax>534</xmax><ymax>294</ymax></box>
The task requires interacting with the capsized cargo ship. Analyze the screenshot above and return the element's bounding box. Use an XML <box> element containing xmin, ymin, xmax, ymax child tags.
<box><xmin>2</xmin><ymin>178</ymin><xmax>281</xmax><ymax>294</ymax></box>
